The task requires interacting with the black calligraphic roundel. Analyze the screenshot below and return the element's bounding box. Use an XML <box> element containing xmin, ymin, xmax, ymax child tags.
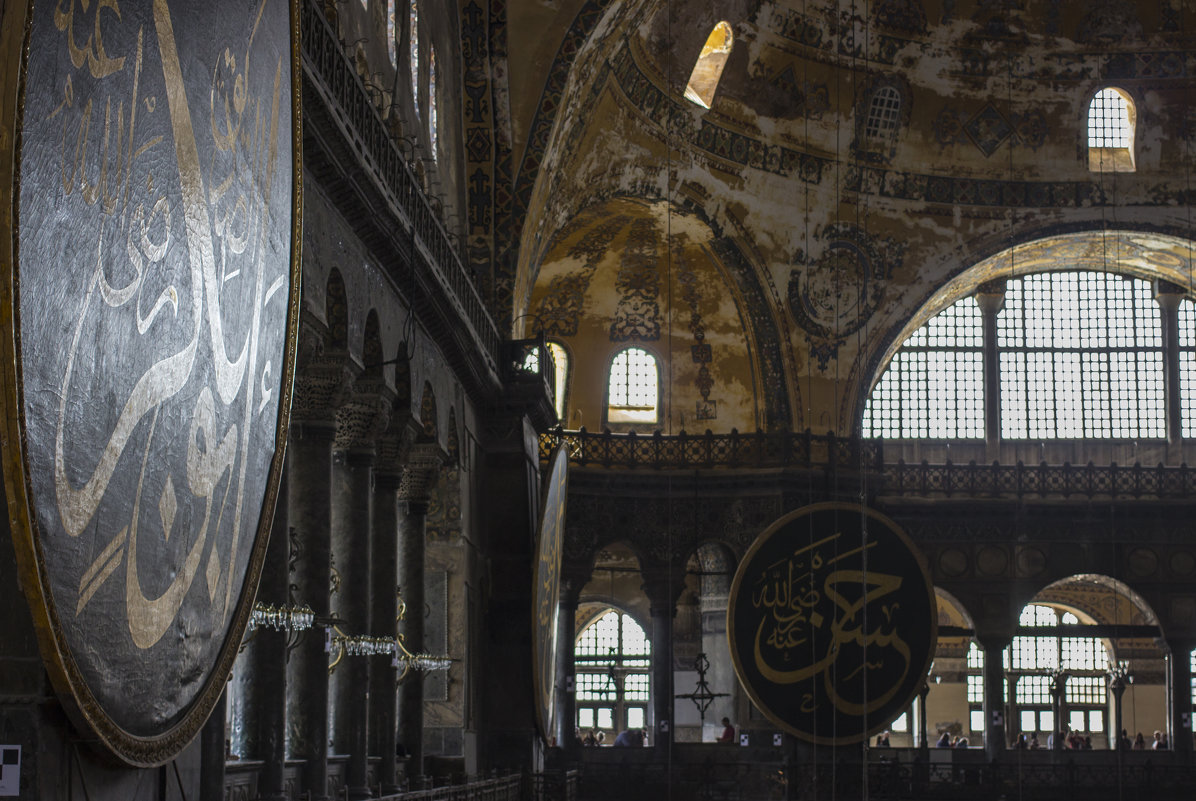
<box><xmin>0</xmin><ymin>0</ymin><xmax>301</xmax><ymax>766</ymax></box>
<box><xmin>727</xmin><ymin>503</ymin><xmax>937</xmax><ymax>744</ymax></box>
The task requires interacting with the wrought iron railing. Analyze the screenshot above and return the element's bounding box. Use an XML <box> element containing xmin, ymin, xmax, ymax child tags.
<box><xmin>540</xmin><ymin>430</ymin><xmax>1196</xmax><ymax>498</ymax></box>
<box><xmin>300</xmin><ymin>0</ymin><xmax>500</xmax><ymax>372</ymax></box>
<box><xmin>539</xmin><ymin>429</ymin><xmax>882</xmax><ymax>471</ymax></box>
<box><xmin>884</xmin><ymin>459</ymin><xmax>1196</xmax><ymax>499</ymax></box>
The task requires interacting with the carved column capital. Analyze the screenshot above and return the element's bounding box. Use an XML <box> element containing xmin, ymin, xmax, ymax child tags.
<box><xmin>397</xmin><ymin>442</ymin><xmax>445</xmax><ymax>504</ymax></box>
<box><xmin>334</xmin><ymin>380</ymin><xmax>394</xmax><ymax>454</ymax></box>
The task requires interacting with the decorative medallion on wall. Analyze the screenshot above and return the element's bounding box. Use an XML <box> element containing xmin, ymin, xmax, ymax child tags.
<box><xmin>727</xmin><ymin>503</ymin><xmax>936</xmax><ymax>744</ymax></box>
<box><xmin>788</xmin><ymin>223</ymin><xmax>904</xmax><ymax>369</ymax></box>
<box><xmin>533</xmin><ymin>445</ymin><xmax>570</xmax><ymax>743</ymax></box>
<box><xmin>0</xmin><ymin>0</ymin><xmax>301</xmax><ymax>766</ymax></box>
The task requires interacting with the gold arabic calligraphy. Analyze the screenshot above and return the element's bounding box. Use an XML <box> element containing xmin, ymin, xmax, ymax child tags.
<box><xmin>39</xmin><ymin>0</ymin><xmax>288</xmax><ymax>649</ymax></box>
<box><xmin>750</xmin><ymin>532</ymin><xmax>912</xmax><ymax>716</ymax></box>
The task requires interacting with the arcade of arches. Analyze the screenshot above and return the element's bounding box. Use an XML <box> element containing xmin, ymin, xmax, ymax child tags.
<box><xmin>8</xmin><ymin>2</ymin><xmax>1196</xmax><ymax>801</ymax></box>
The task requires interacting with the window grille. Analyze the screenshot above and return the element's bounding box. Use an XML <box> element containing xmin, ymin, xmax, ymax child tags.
<box><xmin>999</xmin><ymin>272</ymin><xmax>1161</xmax><ymax>438</ymax></box>
<box><xmin>1016</xmin><ymin>675</ymin><xmax>1051</xmax><ymax>705</ymax></box>
<box><xmin>866</xmin><ymin>86</ymin><xmax>902</xmax><ymax>139</ymax></box>
<box><xmin>575</xmin><ymin>610</ymin><xmax>652</xmax><ymax>736</ymax></box>
<box><xmin>608</xmin><ymin>348</ymin><xmax>659</xmax><ymax>423</ymax></box>
<box><xmin>967</xmin><ymin>675</ymin><xmax>984</xmax><ymax>704</ymax></box>
<box><xmin>865</xmin><ymin>271</ymin><xmax>1168</xmax><ymax>440</ymax></box>
<box><xmin>1066</xmin><ymin>676</ymin><xmax>1106</xmax><ymax>706</ymax></box>
<box><xmin>1181</xmin><ymin>300</ymin><xmax>1196</xmax><ymax>437</ymax></box>
<box><xmin>1088</xmin><ymin>88</ymin><xmax>1132</xmax><ymax>149</ymax></box>
<box><xmin>862</xmin><ymin>297</ymin><xmax>983</xmax><ymax>438</ymax></box>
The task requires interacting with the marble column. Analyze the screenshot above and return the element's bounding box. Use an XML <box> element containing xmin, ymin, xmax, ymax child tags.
<box><xmin>397</xmin><ymin>445</ymin><xmax>442</xmax><ymax>782</ymax></box>
<box><xmin>555</xmin><ymin>578</ymin><xmax>582</xmax><ymax>755</ymax></box>
<box><xmin>331</xmin><ymin>448</ymin><xmax>374</xmax><ymax>801</ymax></box>
<box><xmin>370</xmin><ymin>469</ymin><xmax>402</xmax><ymax>794</ymax></box>
<box><xmin>255</xmin><ymin>465</ymin><xmax>291</xmax><ymax>801</ymax></box>
<box><xmin>287</xmin><ymin>421</ymin><xmax>336</xmax><ymax>801</ymax></box>
<box><xmin>643</xmin><ymin>572</ymin><xmax>680</xmax><ymax>753</ymax></box>
<box><xmin>1155</xmin><ymin>281</ymin><xmax>1183</xmax><ymax>450</ymax></box>
<box><xmin>1167</xmin><ymin>638</ymin><xmax>1194</xmax><ymax>756</ymax></box>
<box><xmin>978</xmin><ymin>635</ymin><xmax>1010</xmax><ymax>760</ymax></box>
<box><xmin>975</xmin><ymin>281</ymin><xmax>1006</xmax><ymax>462</ymax></box>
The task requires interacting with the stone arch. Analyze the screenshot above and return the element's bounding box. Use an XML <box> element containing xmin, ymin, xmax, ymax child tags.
<box><xmin>326</xmin><ymin>268</ymin><xmax>349</xmax><ymax>350</ymax></box>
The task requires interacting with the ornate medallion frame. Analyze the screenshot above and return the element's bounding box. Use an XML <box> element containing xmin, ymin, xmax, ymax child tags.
<box><xmin>0</xmin><ymin>0</ymin><xmax>302</xmax><ymax>766</ymax></box>
<box><xmin>532</xmin><ymin>444</ymin><xmax>570</xmax><ymax>743</ymax></box>
<box><xmin>726</xmin><ymin>502</ymin><xmax>937</xmax><ymax>745</ymax></box>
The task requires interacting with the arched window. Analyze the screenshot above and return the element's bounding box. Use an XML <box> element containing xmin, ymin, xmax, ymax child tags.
<box><xmin>1088</xmin><ymin>87</ymin><xmax>1135</xmax><ymax>172</ymax></box>
<box><xmin>547</xmin><ymin>341</ymin><xmax>569</xmax><ymax>422</ymax></box>
<box><xmin>409</xmin><ymin>0</ymin><xmax>420</xmax><ymax>117</ymax></box>
<box><xmin>683</xmin><ymin>21</ymin><xmax>733</xmax><ymax>109</ymax></box>
<box><xmin>965</xmin><ymin>606</ymin><xmax>1110</xmax><ymax>739</ymax></box>
<box><xmin>863</xmin><ymin>271</ymin><xmax>1165</xmax><ymax>440</ymax></box>
<box><xmin>575</xmin><ymin>610</ymin><xmax>651</xmax><ymax>738</ymax></box>
<box><xmin>429</xmin><ymin>44</ymin><xmax>438</xmax><ymax>159</ymax></box>
<box><xmin>387</xmin><ymin>0</ymin><xmax>397</xmax><ymax>67</ymax></box>
<box><xmin>866</xmin><ymin>86</ymin><xmax>902</xmax><ymax>140</ymax></box>
<box><xmin>607</xmin><ymin>347</ymin><xmax>659</xmax><ymax>424</ymax></box>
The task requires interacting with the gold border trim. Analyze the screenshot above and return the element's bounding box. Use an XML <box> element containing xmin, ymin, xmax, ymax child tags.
<box><xmin>0</xmin><ymin>0</ymin><xmax>304</xmax><ymax>767</ymax></box>
<box><xmin>531</xmin><ymin>443</ymin><xmax>570</xmax><ymax>744</ymax></box>
<box><xmin>725</xmin><ymin>502</ymin><xmax>939</xmax><ymax>746</ymax></box>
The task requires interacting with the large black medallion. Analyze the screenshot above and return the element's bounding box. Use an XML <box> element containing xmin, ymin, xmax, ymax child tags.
<box><xmin>727</xmin><ymin>503</ymin><xmax>936</xmax><ymax>744</ymax></box>
<box><xmin>0</xmin><ymin>0</ymin><xmax>301</xmax><ymax>766</ymax></box>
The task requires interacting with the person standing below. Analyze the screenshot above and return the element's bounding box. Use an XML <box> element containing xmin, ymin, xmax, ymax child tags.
<box><xmin>717</xmin><ymin>717</ymin><xmax>735</xmax><ymax>743</ymax></box>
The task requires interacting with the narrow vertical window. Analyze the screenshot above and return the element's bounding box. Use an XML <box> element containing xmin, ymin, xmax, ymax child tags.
<box><xmin>683</xmin><ymin>22</ymin><xmax>733</xmax><ymax>109</ymax></box>
<box><xmin>866</xmin><ymin>86</ymin><xmax>902</xmax><ymax>140</ymax></box>
<box><xmin>429</xmin><ymin>44</ymin><xmax>438</xmax><ymax>160</ymax></box>
<box><xmin>547</xmin><ymin>342</ymin><xmax>569</xmax><ymax>423</ymax></box>
<box><xmin>387</xmin><ymin>0</ymin><xmax>396</xmax><ymax>67</ymax></box>
<box><xmin>1087</xmin><ymin>87</ymin><xmax>1135</xmax><ymax>172</ymax></box>
<box><xmin>607</xmin><ymin>347</ymin><xmax>659</xmax><ymax>424</ymax></box>
<box><xmin>409</xmin><ymin>0</ymin><xmax>420</xmax><ymax>117</ymax></box>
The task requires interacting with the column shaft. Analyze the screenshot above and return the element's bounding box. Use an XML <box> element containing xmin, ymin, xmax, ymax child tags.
<box><xmin>256</xmin><ymin>465</ymin><xmax>290</xmax><ymax>801</ymax></box>
<box><xmin>981</xmin><ymin>639</ymin><xmax>1008</xmax><ymax>760</ymax></box>
<box><xmin>286</xmin><ymin>424</ymin><xmax>335</xmax><ymax>801</ymax></box>
<box><xmin>1167</xmin><ymin>640</ymin><xmax>1194</xmax><ymax>756</ymax></box>
<box><xmin>370</xmin><ymin>473</ymin><xmax>402</xmax><ymax>793</ymax></box>
<box><xmin>398</xmin><ymin>498</ymin><xmax>429</xmax><ymax>780</ymax></box>
<box><xmin>332</xmin><ymin>452</ymin><xmax>374</xmax><ymax>801</ymax></box>
<box><xmin>555</xmin><ymin>585</ymin><xmax>580</xmax><ymax>755</ymax></box>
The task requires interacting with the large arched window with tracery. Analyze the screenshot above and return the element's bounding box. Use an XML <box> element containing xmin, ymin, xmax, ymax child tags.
<box><xmin>864</xmin><ymin>271</ymin><xmax>1166</xmax><ymax>439</ymax></box>
<box><xmin>574</xmin><ymin>610</ymin><xmax>651</xmax><ymax>739</ymax></box>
